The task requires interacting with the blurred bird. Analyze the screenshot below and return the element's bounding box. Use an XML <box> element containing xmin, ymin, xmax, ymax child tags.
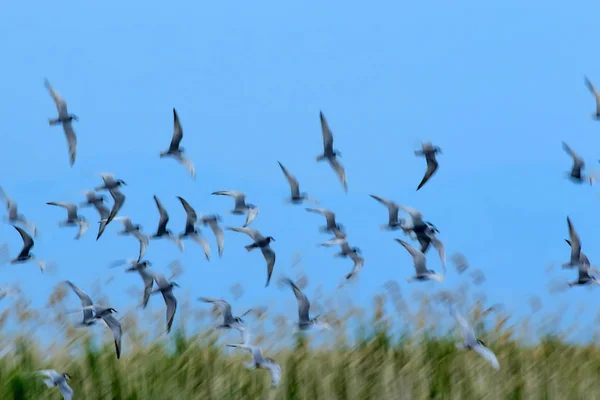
<box><xmin>568</xmin><ymin>261</ymin><xmax>600</xmax><ymax>288</ymax></box>
<box><xmin>159</xmin><ymin>108</ymin><xmax>196</xmax><ymax>179</ymax></box>
<box><xmin>36</xmin><ymin>370</ymin><xmax>73</xmax><ymax>400</ymax></box>
<box><xmin>200</xmin><ymin>215</ymin><xmax>225</xmax><ymax>258</ymax></box>
<box><xmin>44</xmin><ymin>79</ymin><xmax>78</xmax><ymax>166</ymax></box>
<box><xmin>211</xmin><ymin>190</ymin><xmax>259</xmax><ymax>227</ymax></box>
<box><xmin>451</xmin><ymin>306</ymin><xmax>500</xmax><ymax>370</ymax></box>
<box><xmin>10</xmin><ymin>226</ymin><xmax>46</xmax><ymax>272</ymax></box>
<box><xmin>280</xmin><ymin>277</ymin><xmax>332</xmax><ymax>332</ymax></box>
<box><xmin>63</xmin><ymin>280</ymin><xmax>122</xmax><ymax>358</ymax></box>
<box><xmin>46</xmin><ymin>202</ymin><xmax>89</xmax><ymax>239</ymax></box>
<box><xmin>584</xmin><ymin>76</ymin><xmax>600</xmax><ymax>120</ymax></box>
<box><xmin>227</xmin><ymin>226</ymin><xmax>276</xmax><ymax>286</ymax></box>
<box><xmin>151</xmin><ymin>195</ymin><xmax>184</xmax><ymax>252</ymax></box>
<box><xmin>317</xmin><ymin>111</ymin><xmax>347</xmax><ymax>192</ymax></box>
<box><xmin>415</xmin><ymin>142</ymin><xmax>442</xmax><ymax>191</ymax></box>
<box><xmin>177</xmin><ymin>196</ymin><xmax>210</xmax><ymax>260</ymax></box>
<box><xmin>113</xmin><ymin>217</ymin><xmax>150</xmax><ymax>262</ymax></box>
<box><xmin>563</xmin><ymin>217</ymin><xmax>583</xmax><ymax>268</ymax></box>
<box><xmin>396</xmin><ymin>239</ymin><xmax>444</xmax><ymax>282</ymax></box>
<box><xmin>370</xmin><ymin>195</ymin><xmax>404</xmax><ymax>230</ymax></box>
<box><xmin>305</xmin><ymin>207</ymin><xmax>344</xmax><ymax>233</ymax></box>
<box><xmin>198</xmin><ymin>297</ymin><xmax>252</xmax><ymax>340</ymax></box>
<box><xmin>95</xmin><ymin>173</ymin><xmax>127</xmax><ymax>225</ymax></box>
<box><xmin>277</xmin><ymin>161</ymin><xmax>318</xmax><ymax>204</ymax></box>
<box><xmin>111</xmin><ymin>259</ymin><xmax>155</xmax><ymax>308</ymax></box>
<box><xmin>562</xmin><ymin>142</ymin><xmax>588</xmax><ymax>183</ymax></box>
<box><xmin>151</xmin><ymin>273</ymin><xmax>179</xmax><ymax>334</ymax></box>
<box><xmin>80</xmin><ymin>191</ymin><xmax>110</xmax><ymax>240</ymax></box>
<box><xmin>564</xmin><ymin>239</ymin><xmax>591</xmax><ymax>268</ymax></box>
<box><xmin>226</xmin><ymin>343</ymin><xmax>281</xmax><ymax>387</ymax></box>
<box><xmin>0</xmin><ymin>187</ymin><xmax>38</xmax><ymax>236</ymax></box>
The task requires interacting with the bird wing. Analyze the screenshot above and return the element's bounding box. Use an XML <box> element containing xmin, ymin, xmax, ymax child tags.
<box><xmin>44</xmin><ymin>79</ymin><xmax>68</xmax><ymax>117</ymax></box>
<box><xmin>76</xmin><ymin>219</ymin><xmax>90</xmax><ymax>240</ymax></box>
<box><xmin>562</xmin><ymin>142</ymin><xmax>585</xmax><ymax>168</ymax></box>
<box><xmin>319</xmin><ymin>111</ymin><xmax>334</xmax><ymax>153</ymax></box>
<box><xmin>153</xmin><ymin>195</ymin><xmax>169</xmax><ymax>233</ymax></box>
<box><xmin>585</xmin><ymin>76</ymin><xmax>600</xmax><ymax>114</ymax></box>
<box><xmin>161</xmin><ymin>289</ymin><xmax>177</xmax><ymax>333</ymax></box>
<box><xmin>169</xmin><ymin>108</ymin><xmax>184</xmax><ymax>151</ymax></box>
<box><xmin>417</xmin><ymin>158</ymin><xmax>439</xmax><ymax>191</ymax></box>
<box><xmin>567</xmin><ymin>217</ymin><xmax>582</xmax><ymax>264</ymax></box>
<box><xmin>278</xmin><ymin>161</ymin><xmax>300</xmax><ymax>196</ymax></box>
<box><xmin>133</xmin><ymin>232</ymin><xmax>150</xmax><ymax>261</ymax></box>
<box><xmin>284</xmin><ymin>278</ymin><xmax>311</xmax><ymax>322</ymax></box>
<box><xmin>473</xmin><ymin>344</ymin><xmax>500</xmax><ymax>371</ymax></box>
<box><xmin>57</xmin><ymin>380</ymin><xmax>74</xmax><ymax>400</ymax></box>
<box><xmin>102</xmin><ymin>314</ymin><xmax>122</xmax><ymax>359</ymax></box>
<box><xmin>64</xmin><ymin>280</ymin><xmax>94</xmax><ymax>322</ymax></box>
<box><xmin>176</xmin><ymin>196</ymin><xmax>197</xmax><ymax>223</ymax></box>
<box><xmin>100</xmin><ymin>173</ymin><xmax>117</xmax><ymax>186</ymax></box>
<box><xmin>14</xmin><ymin>225</ymin><xmax>34</xmax><ymax>257</ymax></box>
<box><xmin>305</xmin><ymin>208</ymin><xmax>335</xmax><ymax>225</ymax></box>
<box><xmin>227</xmin><ymin>226</ymin><xmax>263</xmax><ymax>241</ymax></box>
<box><xmin>395</xmin><ymin>239</ymin><xmax>427</xmax><ymax>275</ymax></box>
<box><xmin>348</xmin><ymin>253</ymin><xmax>365</xmax><ymax>279</ymax></box>
<box><xmin>114</xmin><ymin>216</ymin><xmax>134</xmax><ymax>230</ymax></box>
<box><xmin>205</xmin><ymin>219</ymin><xmax>224</xmax><ymax>257</ymax></box>
<box><xmin>176</xmin><ymin>155</ymin><xmax>196</xmax><ymax>179</ymax></box>
<box><xmin>261</xmin><ymin>246</ymin><xmax>276</xmax><ymax>287</ymax></box>
<box><xmin>327</xmin><ymin>157</ymin><xmax>348</xmax><ymax>192</ymax></box>
<box><xmin>212</xmin><ymin>190</ymin><xmax>246</xmax><ymax>208</ymax></box>
<box><xmin>191</xmin><ymin>233</ymin><xmax>211</xmax><ymax>260</ymax></box>
<box><xmin>430</xmin><ymin>234</ymin><xmax>447</xmax><ymax>274</ymax></box>
<box><xmin>106</xmin><ymin>188</ymin><xmax>126</xmax><ymax>225</ymax></box>
<box><xmin>265</xmin><ymin>359</ymin><xmax>282</xmax><ymax>386</ymax></box>
<box><xmin>370</xmin><ymin>195</ymin><xmax>399</xmax><ymax>225</ymax></box>
<box><xmin>198</xmin><ymin>297</ymin><xmax>233</xmax><ymax>320</ymax></box>
<box><xmin>450</xmin><ymin>306</ymin><xmax>477</xmax><ymax>344</ymax></box>
<box><xmin>154</xmin><ymin>272</ymin><xmax>169</xmax><ymax>287</ymax></box>
<box><xmin>36</xmin><ymin>369</ymin><xmax>59</xmax><ymax>379</ymax></box>
<box><xmin>62</xmin><ymin>121</ymin><xmax>77</xmax><ymax>166</ymax></box>
<box><xmin>46</xmin><ymin>202</ymin><xmax>78</xmax><ymax>221</ymax></box>
<box><xmin>138</xmin><ymin>269</ymin><xmax>155</xmax><ymax>308</ymax></box>
<box><xmin>243</xmin><ymin>207</ymin><xmax>259</xmax><ymax>227</ymax></box>
<box><xmin>94</xmin><ymin>203</ymin><xmax>110</xmax><ymax>240</ymax></box>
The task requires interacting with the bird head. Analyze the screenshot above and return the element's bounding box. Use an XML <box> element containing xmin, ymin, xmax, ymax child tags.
<box><xmin>140</xmin><ymin>260</ymin><xmax>152</xmax><ymax>267</ymax></box>
<box><xmin>435</xmin><ymin>146</ymin><xmax>442</xmax><ymax>154</ymax></box>
<box><xmin>334</xmin><ymin>149</ymin><xmax>342</xmax><ymax>157</ymax></box>
<box><xmin>235</xmin><ymin>317</ymin><xmax>245</xmax><ymax>324</ymax></box>
<box><xmin>215</xmin><ymin>214</ymin><xmax>223</xmax><ymax>222</ymax></box>
<box><xmin>477</xmin><ymin>339</ymin><xmax>485</xmax><ymax>347</ymax></box>
<box><xmin>266</xmin><ymin>236</ymin><xmax>276</xmax><ymax>243</ymax></box>
<box><xmin>170</xmin><ymin>281</ymin><xmax>180</xmax><ymax>288</ymax></box>
<box><xmin>63</xmin><ymin>373</ymin><xmax>72</xmax><ymax>380</ymax></box>
<box><xmin>117</xmin><ymin>179</ymin><xmax>127</xmax><ymax>186</ymax></box>
<box><xmin>179</xmin><ymin>146</ymin><xmax>186</xmax><ymax>153</ymax></box>
<box><xmin>247</xmin><ymin>203</ymin><xmax>257</xmax><ymax>209</ymax></box>
<box><xmin>107</xmin><ymin>308</ymin><xmax>118</xmax><ymax>314</ymax></box>
<box><xmin>352</xmin><ymin>247</ymin><xmax>362</xmax><ymax>254</ymax></box>
<box><xmin>70</xmin><ymin>114</ymin><xmax>79</xmax><ymax>121</ymax></box>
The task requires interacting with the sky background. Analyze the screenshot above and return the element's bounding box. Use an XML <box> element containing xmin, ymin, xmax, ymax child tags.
<box><xmin>1</xmin><ymin>1</ymin><xmax>600</xmax><ymax>344</ymax></box>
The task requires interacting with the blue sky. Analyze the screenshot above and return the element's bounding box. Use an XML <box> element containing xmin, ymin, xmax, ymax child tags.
<box><xmin>1</xmin><ymin>1</ymin><xmax>600</xmax><ymax>343</ymax></box>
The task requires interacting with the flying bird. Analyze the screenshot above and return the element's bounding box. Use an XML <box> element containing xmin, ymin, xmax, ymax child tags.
<box><xmin>200</xmin><ymin>214</ymin><xmax>225</xmax><ymax>258</ymax></box>
<box><xmin>63</xmin><ymin>280</ymin><xmax>122</xmax><ymax>358</ymax></box>
<box><xmin>226</xmin><ymin>343</ymin><xmax>281</xmax><ymax>387</ymax></box>
<box><xmin>396</xmin><ymin>239</ymin><xmax>444</xmax><ymax>282</ymax></box>
<box><xmin>562</xmin><ymin>142</ymin><xmax>588</xmax><ymax>183</ymax></box>
<box><xmin>159</xmin><ymin>108</ymin><xmax>196</xmax><ymax>179</ymax></box>
<box><xmin>10</xmin><ymin>225</ymin><xmax>46</xmax><ymax>272</ymax></box>
<box><xmin>151</xmin><ymin>273</ymin><xmax>179</xmax><ymax>333</ymax></box>
<box><xmin>277</xmin><ymin>161</ymin><xmax>318</xmax><ymax>204</ymax></box>
<box><xmin>414</xmin><ymin>142</ymin><xmax>442</xmax><ymax>191</ymax></box>
<box><xmin>317</xmin><ymin>111</ymin><xmax>347</xmax><ymax>192</ymax></box>
<box><xmin>80</xmin><ymin>191</ymin><xmax>110</xmax><ymax>240</ymax></box>
<box><xmin>584</xmin><ymin>76</ymin><xmax>600</xmax><ymax>120</ymax></box>
<box><xmin>305</xmin><ymin>207</ymin><xmax>344</xmax><ymax>233</ymax></box>
<box><xmin>176</xmin><ymin>196</ymin><xmax>210</xmax><ymax>260</ymax></box>
<box><xmin>95</xmin><ymin>173</ymin><xmax>127</xmax><ymax>226</ymax></box>
<box><xmin>227</xmin><ymin>226</ymin><xmax>276</xmax><ymax>286</ymax></box>
<box><xmin>112</xmin><ymin>259</ymin><xmax>155</xmax><ymax>308</ymax></box>
<box><xmin>211</xmin><ymin>190</ymin><xmax>259</xmax><ymax>227</ymax></box>
<box><xmin>451</xmin><ymin>306</ymin><xmax>500</xmax><ymax>370</ymax></box>
<box><xmin>44</xmin><ymin>79</ymin><xmax>78</xmax><ymax>166</ymax></box>
<box><xmin>113</xmin><ymin>217</ymin><xmax>150</xmax><ymax>262</ymax></box>
<box><xmin>563</xmin><ymin>217</ymin><xmax>583</xmax><ymax>268</ymax></box>
<box><xmin>0</xmin><ymin>187</ymin><xmax>38</xmax><ymax>236</ymax></box>
<box><xmin>280</xmin><ymin>277</ymin><xmax>331</xmax><ymax>332</ymax></box>
<box><xmin>151</xmin><ymin>195</ymin><xmax>184</xmax><ymax>252</ymax></box>
<box><xmin>564</xmin><ymin>239</ymin><xmax>591</xmax><ymax>267</ymax></box>
<box><xmin>370</xmin><ymin>195</ymin><xmax>404</xmax><ymax>230</ymax></box>
<box><xmin>568</xmin><ymin>260</ymin><xmax>600</xmax><ymax>287</ymax></box>
<box><xmin>198</xmin><ymin>297</ymin><xmax>252</xmax><ymax>340</ymax></box>
<box><xmin>346</xmin><ymin>251</ymin><xmax>366</xmax><ymax>280</ymax></box>
<box><xmin>46</xmin><ymin>202</ymin><xmax>89</xmax><ymax>239</ymax></box>
<box><xmin>36</xmin><ymin>370</ymin><xmax>73</xmax><ymax>400</ymax></box>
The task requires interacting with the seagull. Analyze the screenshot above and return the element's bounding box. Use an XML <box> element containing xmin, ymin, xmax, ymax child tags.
<box><xmin>151</xmin><ymin>195</ymin><xmax>184</xmax><ymax>252</ymax></box>
<box><xmin>10</xmin><ymin>226</ymin><xmax>46</xmax><ymax>272</ymax></box>
<box><xmin>396</xmin><ymin>239</ymin><xmax>444</xmax><ymax>282</ymax></box>
<box><xmin>95</xmin><ymin>173</ymin><xmax>127</xmax><ymax>226</ymax></box>
<box><xmin>568</xmin><ymin>260</ymin><xmax>600</xmax><ymax>287</ymax></box>
<box><xmin>370</xmin><ymin>195</ymin><xmax>404</xmax><ymax>230</ymax></box>
<box><xmin>113</xmin><ymin>217</ymin><xmax>150</xmax><ymax>262</ymax></box>
<box><xmin>305</xmin><ymin>207</ymin><xmax>344</xmax><ymax>233</ymax></box>
<box><xmin>281</xmin><ymin>277</ymin><xmax>332</xmax><ymax>332</ymax></box>
<box><xmin>63</xmin><ymin>280</ymin><xmax>122</xmax><ymax>359</ymax></box>
<box><xmin>200</xmin><ymin>215</ymin><xmax>225</xmax><ymax>258</ymax></box>
<box><xmin>150</xmin><ymin>273</ymin><xmax>179</xmax><ymax>334</ymax></box>
<box><xmin>277</xmin><ymin>161</ymin><xmax>318</xmax><ymax>204</ymax></box>
<box><xmin>198</xmin><ymin>297</ymin><xmax>252</xmax><ymax>338</ymax></box>
<box><xmin>80</xmin><ymin>191</ymin><xmax>110</xmax><ymax>240</ymax></box>
<box><xmin>0</xmin><ymin>187</ymin><xmax>38</xmax><ymax>236</ymax></box>
<box><xmin>563</xmin><ymin>217</ymin><xmax>583</xmax><ymax>268</ymax></box>
<box><xmin>564</xmin><ymin>239</ymin><xmax>591</xmax><ymax>267</ymax></box>
<box><xmin>211</xmin><ymin>190</ymin><xmax>259</xmax><ymax>227</ymax></box>
<box><xmin>415</xmin><ymin>142</ymin><xmax>442</xmax><ymax>191</ymax></box>
<box><xmin>159</xmin><ymin>108</ymin><xmax>196</xmax><ymax>179</ymax></box>
<box><xmin>226</xmin><ymin>343</ymin><xmax>281</xmax><ymax>388</ymax></box>
<box><xmin>584</xmin><ymin>76</ymin><xmax>600</xmax><ymax>120</ymax></box>
<box><xmin>46</xmin><ymin>202</ymin><xmax>89</xmax><ymax>239</ymax></box>
<box><xmin>317</xmin><ymin>111</ymin><xmax>347</xmax><ymax>192</ymax></box>
<box><xmin>562</xmin><ymin>142</ymin><xmax>588</xmax><ymax>183</ymax></box>
<box><xmin>36</xmin><ymin>370</ymin><xmax>73</xmax><ymax>400</ymax></box>
<box><xmin>44</xmin><ymin>79</ymin><xmax>77</xmax><ymax>166</ymax></box>
<box><xmin>227</xmin><ymin>226</ymin><xmax>276</xmax><ymax>287</ymax></box>
<box><xmin>451</xmin><ymin>306</ymin><xmax>500</xmax><ymax>370</ymax></box>
<box><xmin>112</xmin><ymin>259</ymin><xmax>155</xmax><ymax>308</ymax></box>
<box><xmin>176</xmin><ymin>196</ymin><xmax>210</xmax><ymax>260</ymax></box>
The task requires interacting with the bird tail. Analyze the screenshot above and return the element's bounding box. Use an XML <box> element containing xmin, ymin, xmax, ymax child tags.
<box><xmin>316</xmin><ymin>154</ymin><xmax>326</xmax><ymax>162</ymax></box>
<box><xmin>48</xmin><ymin>118</ymin><xmax>60</xmax><ymax>126</ymax></box>
<box><xmin>244</xmin><ymin>243</ymin><xmax>256</xmax><ymax>252</ymax></box>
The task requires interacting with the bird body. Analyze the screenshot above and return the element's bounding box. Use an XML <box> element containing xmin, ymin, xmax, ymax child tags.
<box><xmin>562</xmin><ymin>142</ymin><xmax>587</xmax><ymax>183</ymax></box>
<box><xmin>396</xmin><ymin>239</ymin><xmax>444</xmax><ymax>282</ymax></box>
<box><xmin>159</xmin><ymin>108</ymin><xmax>196</xmax><ymax>178</ymax></box>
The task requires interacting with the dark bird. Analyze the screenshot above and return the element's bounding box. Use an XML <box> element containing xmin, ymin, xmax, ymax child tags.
<box><xmin>280</xmin><ymin>277</ymin><xmax>332</xmax><ymax>332</ymax></box>
<box><xmin>10</xmin><ymin>225</ymin><xmax>46</xmax><ymax>272</ymax></box>
<box><xmin>151</xmin><ymin>195</ymin><xmax>184</xmax><ymax>252</ymax></box>
<box><xmin>562</xmin><ymin>142</ymin><xmax>588</xmax><ymax>183</ymax></box>
<box><xmin>177</xmin><ymin>196</ymin><xmax>210</xmax><ymax>260</ymax></box>
<box><xmin>80</xmin><ymin>191</ymin><xmax>110</xmax><ymax>240</ymax></box>
<box><xmin>317</xmin><ymin>111</ymin><xmax>347</xmax><ymax>192</ymax></box>
<box><xmin>584</xmin><ymin>76</ymin><xmax>600</xmax><ymax>120</ymax></box>
<box><xmin>227</xmin><ymin>226</ymin><xmax>276</xmax><ymax>287</ymax></box>
<box><xmin>151</xmin><ymin>273</ymin><xmax>179</xmax><ymax>333</ymax></box>
<box><xmin>277</xmin><ymin>161</ymin><xmax>318</xmax><ymax>204</ymax></box>
<box><xmin>415</xmin><ymin>142</ymin><xmax>442</xmax><ymax>191</ymax></box>
<box><xmin>95</xmin><ymin>173</ymin><xmax>127</xmax><ymax>226</ymax></box>
<box><xmin>44</xmin><ymin>79</ymin><xmax>78</xmax><ymax>166</ymax></box>
<box><xmin>565</xmin><ymin>239</ymin><xmax>591</xmax><ymax>267</ymax></box>
<box><xmin>563</xmin><ymin>217</ymin><xmax>583</xmax><ymax>268</ymax></box>
<box><xmin>159</xmin><ymin>108</ymin><xmax>196</xmax><ymax>179</ymax></box>
<box><xmin>0</xmin><ymin>187</ymin><xmax>38</xmax><ymax>236</ymax></box>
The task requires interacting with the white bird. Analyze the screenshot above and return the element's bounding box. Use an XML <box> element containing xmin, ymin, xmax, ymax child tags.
<box><xmin>46</xmin><ymin>202</ymin><xmax>89</xmax><ymax>239</ymax></box>
<box><xmin>200</xmin><ymin>215</ymin><xmax>225</xmax><ymax>258</ymax></box>
<box><xmin>177</xmin><ymin>196</ymin><xmax>211</xmax><ymax>260</ymax></box>
<box><xmin>36</xmin><ymin>369</ymin><xmax>73</xmax><ymax>400</ymax></box>
<box><xmin>198</xmin><ymin>297</ymin><xmax>252</xmax><ymax>341</ymax></box>
<box><xmin>80</xmin><ymin>191</ymin><xmax>110</xmax><ymax>240</ymax></box>
<box><xmin>212</xmin><ymin>190</ymin><xmax>259</xmax><ymax>227</ymax></box>
<box><xmin>226</xmin><ymin>343</ymin><xmax>282</xmax><ymax>387</ymax></box>
<box><xmin>44</xmin><ymin>79</ymin><xmax>78</xmax><ymax>166</ymax></box>
<box><xmin>396</xmin><ymin>239</ymin><xmax>444</xmax><ymax>282</ymax></box>
<box><xmin>370</xmin><ymin>194</ymin><xmax>404</xmax><ymax>230</ymax></box>
<box><xmin>112</xmin><ymin>259</ymin><xmax>155</xmax><ymax>308</ymax></box>
<box><xmin>159</xmin><ymin>108</ymin><xmax>196</xmax><ymax>179</ymax></box>
<box><xmin>113</xmin><ymin>217</ymin><xmax>150</xmax><ymax>262</ymax></box>
<box><xmin>305</xmin><ymin>207</ymin><xmax>344</xmax><ymax>233</ymax></box>
<box><xmin>451</xmin><ymin>306</ymin><xmax>500</xmax><ymax>371</ymax></box>
<box><xmin>227</xmin><ymin>226</ymin><xmax>276</xmax><ymax>286</ymax></box>
<box><xmin>277</xmin><ymin>161</ymin><xmax>318</xmax><ymax>204</ymax></box>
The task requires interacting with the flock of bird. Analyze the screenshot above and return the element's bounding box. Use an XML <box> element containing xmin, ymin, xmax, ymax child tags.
<box><xmin>14</xmin><ymin>76</ymin><xmax>600</xmax><ymax>398</ymax></box>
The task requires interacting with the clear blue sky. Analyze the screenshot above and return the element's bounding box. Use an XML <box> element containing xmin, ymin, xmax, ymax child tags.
<box><xmin>1</xmin><ymin>1</ymin><xmax>600</xmax><ymax>343</ymax></box>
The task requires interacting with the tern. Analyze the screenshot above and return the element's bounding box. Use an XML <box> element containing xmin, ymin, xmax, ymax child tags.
<box><xmin>370</xmin><ymin>194</ymin><xmax>404</xmax><ymax>230</ymax></box>
<box><xmin>80</xmin><ymin>191</ymin><xmax>110</xmax><ymax>240</ymax></box>
<box><xmin>94</xmin><ymin>173</ymin><xmax>127</xmax><ymax>226</ymax></box>
<box><xmin>198</xmin><ymin>297</ymin><xmax>252</xmax><ymax>339</ymax></box>
<box><xmin>44</xmin><ymin>79</ymin><xmax>78</xmax><ymax>166</ymax></box>
<box><xmin>159</xmin><ymin>108</ymin><xmax>196</xmax><ymax>179</ymax></box>
<box><xmin>346</xmin><ymin>251</ymin><xmax>366</xmax><ymax>280</ymax></box>
<box><xmin>317</xmin><ymin>111</ymin><xmax>347</xmax><ymax>192</ymax></box>
<box><xmin>36</xmin><ymin>370</ymin><xmax>73</xmax><ymax>400</ymax></box>
<box><xmin>562</xmin><ymin>142</ymin><xmax>588</xmax><ymax>183</ymax></box>
<box><xmin>46</xmin><ymin>202</ymin><xmax>89</xmax><ymax>239</ymax></box>
<box><xmin>399</xmin><ymin>205</ymin><xmax>440</xmax><ymax>250</ymax></box>
<box><xmin>111</xmin><ymin>259</ymin><xmax>155</xmax><ymax>308</ymax></box>
<box><xmin>151</xmin><ymin>195</ymin><xmax>184</xmax><ymax>252</ymax></box>
<box><xmin>151</xmin><ymin>273</ymin><xmax>179</xmax><ymax>333</ymax></box>
<box><xmin>211</xmin><ymin>190</ymin><xmax>259</xmax><ymax>227</ymax></box>
<box><xmin>277</xmin><ymin>161</ymin><xmax>318</xmax><ymax>204</ymax></box>
<box><xmin>10</xmin><ymin>225</ymin><xmax>46</xmax><ymax>272</ymax></box>
<box><xmin>563</xmin><ymin>217</ymin><xmax>583</xmax><ymax>268</ymax></box>
<box><xmin>0</xmin><ymin>186</ymin><xmax>38</xmax><ymax>236</ymax></box>
<box><xmin>568</xmin><ymin>260</ymin><xmax>600</xmax><ymax>287</ymax></box>
<box><xmin>451</xmin><ymin>306</ymin><xmax>500</xmax><ymax>370</ymax></box>
<box><xmin>305</xmin><ymin>207</ymin><xmax>344</xmax><ymax>233</ymax></box>
<box><xmin>564</xmin><ymin>239</ymin><xmax>591</xmax><ymax>267</ymax></box>
<box><xmin>227</xmin><ymin>226</ymin><xmax>276</xmax><ymax>286</ymax></box>
<box><xmin>113</xmin><ymin>217</ymin><xmax>150</xmax><ymax>262</ymax></box>
<box><xmin>200</xmin><ymin>214</ymin><xmax>225</xmax><ymax>258</ymax></box>
<box><xmin>281</xmin><ymin>277</ymin><xmax>332</xmax><ymax>332</ymax></box>
<box><xmin>415</xmin><ymin>142</ymin><xmax>442</xmax><ymax>191</ymax></box>
<box><xmin>226</xmin><ymin>343</ymin><xmax>282</xmax><ymax>387</ymax></box>
<box><xmin>176</xmin><ymin>196</ymin><xmax>210</xmax><ymax>260</ymax></box>
<box><xmin>396</xmin><ymin>239</ymin><xmax>444</xmax><ymax>282</ymax></box>
<box><xmin>584</xmin><ymin>76</ymin><xmax>600</xmax><ymax>120</ymax></box>
<box><xmin>63</xmin><ymin>280</ymin><xmax>122</xmax><ymax>358</ymax></box>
